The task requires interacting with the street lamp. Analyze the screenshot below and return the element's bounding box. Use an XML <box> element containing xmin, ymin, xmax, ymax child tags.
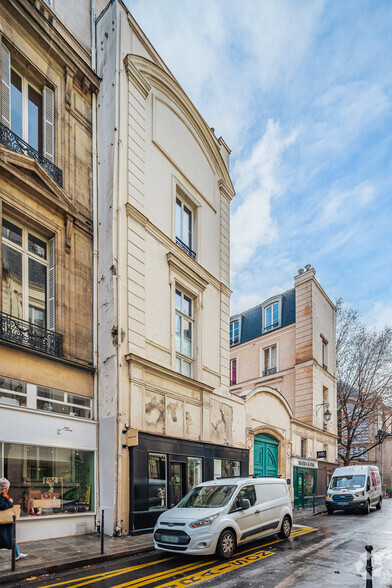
<box><xmin>316</xmin><ymin>402</ymin><xmax>332</xmax><ymax>423</ymax></box>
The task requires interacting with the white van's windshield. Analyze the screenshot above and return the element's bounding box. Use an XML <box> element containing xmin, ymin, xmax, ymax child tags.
<box><xmin>330</xmin><ymin>475</ymin><xmax>366</xmax><ymax>489</ymax></box>
<box><xmin>178</xmin><ymin>485</ymin><xmax>236</xmax><ymax>508</ymax></box>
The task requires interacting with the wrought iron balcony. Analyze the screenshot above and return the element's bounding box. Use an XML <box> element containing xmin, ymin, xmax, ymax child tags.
<box><xmin>0</xmin><ymin>312</ymin><xmax>63</xmax><ymax>358</ymax></box>
<box><xmin>176</xmin><ymin>237</ymin><xmax>196</xmax><ymax>260</ymax></box>
<box><xmin>0</xmin><ymin>123</ymin><xmax>63</xmax><ymax>187</ymax></box>
<box><xmin>263</xmin><ymin>367</ymin><xmax>277</xmax><ymax>377</ymax></box>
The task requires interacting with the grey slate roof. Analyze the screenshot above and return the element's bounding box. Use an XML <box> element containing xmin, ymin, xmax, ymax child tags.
<box><xmin>232</xmin><ymin>288</ymin><xmax>296</xmax><ymax>347</ymax></box>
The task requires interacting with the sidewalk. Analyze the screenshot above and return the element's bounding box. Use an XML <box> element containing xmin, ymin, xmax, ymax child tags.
<box><xmin>0</xmin><ymin>508</ymin><xmax>326</xmax><ymax>585</ymax></box>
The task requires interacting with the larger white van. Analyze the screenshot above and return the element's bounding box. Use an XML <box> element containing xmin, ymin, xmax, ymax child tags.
<box><xmin>153</xmin><ymin>477</ymin><xmax>292</xmax><ymax>559</ymax></box>
<box><xmin>326</xmin><ymin>465</ymin><xmax>382</xmax><ymax>514</ymax></box>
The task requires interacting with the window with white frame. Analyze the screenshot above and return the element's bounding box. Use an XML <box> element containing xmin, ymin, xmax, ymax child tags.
<box><xmin>175</xmin><ymin>289</ymin><xmax>194</xmax><ymax>377</ymax></box>
<box><xmin>263</xmin><ymin>345</ymin><xmax>277</xmax><ymax>376</ymax></box>
<box><xmin>1</xmin><ymin>43</ymin><xmax>54</xmax><ymax>161</ymax></box>
<box><xmin>321</xmin><ymin>337</ymin><xmax>328</xmax><ymax>369</ymax></box>
<box><xmin>0</xmin><ymin>377</ymin><xmax>92</xmax><ymax>417</ymax></box>
<box><xmin>175</xmin><ymin>196</ymin><xmax>195</xmax><ymax>258</ymax></box>
<box><xmin>265</xmin><ymin>302</ymin><xmax>279</xmax><ymax>332</ymax></box>
<box><xmin>1</xmin><ymin>216</ymin><xmax>55</xmax><ymax>329</ymax></box>
<box><xmin>230</xmin><ymin>320</ymin><xmax>239</xmax><ymax>345</ymax></box>
<box><xmin>230</xmin><ymin>358</ymin><xmax>237</xmax><ymax>386</ymax></box>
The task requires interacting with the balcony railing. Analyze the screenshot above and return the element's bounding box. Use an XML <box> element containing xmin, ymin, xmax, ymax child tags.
<box><xmin>0</xmin><ymin>312</ymin><xmax>63</xmax><ymax>358</ymax></box>
<box><xmin>263</xmin><ymin>367</ymin><xmax>277</xmax><ymax>377</ymax></box>
<box><xmin>0</xmin><ymin>123</ymin><xmax>63</xmax><ymax>187</ymax></box>
<box><xmin>176</xmin><ymin>237</ymin><xmax>196</xmax><ymax>260</ymax></box>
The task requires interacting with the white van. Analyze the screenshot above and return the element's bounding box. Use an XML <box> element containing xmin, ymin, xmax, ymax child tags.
<box><xmin>153</xmin><ymin>477</ymin><xmax>292</xmax><ymax>559</ymax></box>
<box><xmin>326</xmin><ymin>465</ymin><xmax>382</xmax><ymax>514</ymax></box>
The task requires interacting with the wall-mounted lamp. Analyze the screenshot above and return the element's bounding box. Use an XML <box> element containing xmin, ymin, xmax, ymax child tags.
<box><xmin>316</xmin><ymin>402</ymin><xmax>332</xmax><ymax>423</ymax></box>
<box><xmin>57</xmin><ymin>426</ymin><xmax>73</xmax><ymax>435</ymax></box>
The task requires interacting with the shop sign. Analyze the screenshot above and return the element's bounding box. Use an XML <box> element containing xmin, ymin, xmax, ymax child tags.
<box><xmin>127</xmin><ymin>428</ymin><xmax>139</xmax><ymax>446</ymax></box>
<box><xmin>291</xmin><ymin>457</ymin><xmax>318</xmax><ymax>469</ymax></box>
<box><xmin>317</xmin><ymin>451</ymin><xmax>327</xmax><ymax>459</ymax></box>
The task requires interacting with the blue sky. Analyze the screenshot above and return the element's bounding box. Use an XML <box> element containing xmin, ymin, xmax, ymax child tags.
<box><xmin>127</xmin><ymin>0</ymin><xmax>392</xmax><ymax>327</ymax></box>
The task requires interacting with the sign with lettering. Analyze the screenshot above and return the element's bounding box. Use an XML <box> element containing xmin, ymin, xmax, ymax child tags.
<box><xmin>317</xmin><ymin>451</ymin><xmax>327</xmax><ymax>459</ymax></box>
<box><xmin>291</xmin><ymin>457</ymin><xmax>318</xmax><ymax>469</ymax></box>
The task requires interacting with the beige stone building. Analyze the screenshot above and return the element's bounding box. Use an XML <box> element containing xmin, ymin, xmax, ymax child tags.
<box><xmin>96</xmin><ymin>0</ymin><xmax>247</xmax><ymax>535</ymax></box>
<box><xmin>0</xmin><ymin>0</ymin><xmax>99</xmax><ymax>540</ymax></box>
<box><xmin>230</xmin><ymin>266</ymin><xmax>338</xmax><ymax>505</ymax></box>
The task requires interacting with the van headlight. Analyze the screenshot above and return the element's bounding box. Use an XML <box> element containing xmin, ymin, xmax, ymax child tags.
<box><xmin>355</xmin><ymin>492</ymin><xmax>364</xmax><ymax>497</ymax></box>
<box><xmin>189</xmin><ymin>514</ymin><xmax>219</xmax><ymax>528</ymax></box>
<box><xmin>326</xmin><ymin>494</ymin><xmax>332</xmax><ymax>499</ymax></box>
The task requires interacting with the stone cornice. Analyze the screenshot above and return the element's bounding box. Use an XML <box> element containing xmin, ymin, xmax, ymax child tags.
<box><xmin>167</xmin><ymin>252</ymin><xmax>209</xmax><ymax>292</ymax></box>
<box><xmin>291</xmin><ymin>418</ymin><xmax>339</xmax><ymax>440</ymax></box>
<box><xmin>126</xmin><ymin>352</ymin><xmax>215</xmax><ymax>394</ymax></box>
<box><xmin>125</xmin><ymin>202</ymin><xmax>229</xmax><ymax>293</ymax></box>
<box><xmin>6</xmin><ymin>0</ymin><xmax>100</xmax><ymax>93</ymax></box>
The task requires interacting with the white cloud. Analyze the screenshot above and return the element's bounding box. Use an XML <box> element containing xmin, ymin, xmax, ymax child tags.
<box><xmin>230</xmin><ymin>120</ymin><xmax>297</xmax><ymax>274</ymax></box>
<box><xmin>364</xmin><ymin>302</ymin><xmax>392</xmax><ymax>330</ymax></box>
<box><xmin>316</xmin><ymin>182</ymin><xmax>377</xmax><ymax>229</ymax></box>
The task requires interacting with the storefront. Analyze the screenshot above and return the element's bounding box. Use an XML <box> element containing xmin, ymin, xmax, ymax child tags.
<box><xmin>0</xmin><ymin>378</ymin><xmax>97</xmax><ymax>541</ymax></box>
<box><xmin>129</xmin><ymin>432</ymin><xmax>249</xmax><ymax>533</ymax></box>
<box><xmin>292</xmin><ymin>457</ymin><xmax>317</xmax><ymax>508</ymax></box>
<box><xmin>317</xmin><ymin>460</ymin><xmax>337</xmax><ymax>495</ymax></box>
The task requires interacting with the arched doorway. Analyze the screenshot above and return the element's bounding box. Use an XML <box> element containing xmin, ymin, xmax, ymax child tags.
<box><xmin>254</xmin><ymin>433</ymin><xmax>279</xmax><ymax>477</ymax></box>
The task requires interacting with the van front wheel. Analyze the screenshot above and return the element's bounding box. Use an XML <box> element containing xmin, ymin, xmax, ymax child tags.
<box><xmin>278</xmin><ymin>515</ymin><xmax>292</xmax><ymax>539</ymax></box>
<box><xmin>216</xmin><ymin>529</ymin><xmax>236</xmax><ymax>560</ymax></box>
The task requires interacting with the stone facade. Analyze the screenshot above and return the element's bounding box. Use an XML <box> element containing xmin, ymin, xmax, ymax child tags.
<box><xmin>0</xmin><ymin>0</ymin><xmax>98</xmax><ymax>540</ymax></box>
<box><xmin>230</xmin><ymin>266</ymin><xmax>338</xmax><ymax>503</ymax></box>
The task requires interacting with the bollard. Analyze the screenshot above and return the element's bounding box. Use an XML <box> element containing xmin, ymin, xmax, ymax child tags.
<box><xmin>101</xmin><ymin>509</ymin><xmax>104</xmax><ymax>555</ymax></box>
<box><xmin>312</xmin><ymin>494</ymin><xmax>316</xmax><ymax>514</ymax></box>
<box><xmin>11</xmin><ymin>515</ymin><xmax>16</xmax><ymax>571</ymax></box>
<box><xmin>365</xmin><ymin>544</ymin><xmax>373</xmax><ymax>588</ymax></box>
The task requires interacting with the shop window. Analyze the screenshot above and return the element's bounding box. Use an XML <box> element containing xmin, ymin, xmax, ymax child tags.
<box><xmin>0</xmin><ymin>377</ymin><xmax>91</xmax><ymax>417</ymax></box>
<box><xmin>148</xmin><ymin>453</ymin><xmax>167</xmax><ymax>510</ymax></box>
<box><xmin>214</xmin><ymin>459</ymin><xmax>240</xmax><ymax>479</ymax></box>
<box><xmin>175</xmin><ymin>289</ymin><xmax>194</xmax><ymax>377</ymax></box>
<box><xmin>2</xmin><ymin>443</ymin><xmax>94</xmax><ymax>516</ymax></box>
<box><xmin>1</xmin><ymin>217</ymin><xmax>55</xmax><ymax>330</ymax></box>
<box><xmin>187</xmin><ymin>457</ymin><xmax>202</xmax><ymax>493</ymax></box>
<box><xmin>0</xmin><ymin>377</ymin><xmax>26</xmax><ymax>407</ymax></box>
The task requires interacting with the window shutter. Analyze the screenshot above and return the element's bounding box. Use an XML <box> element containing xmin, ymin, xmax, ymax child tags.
<box><xmin>43</xmin><ymin>86</ymin><xmax>54</xmax><ymax>162</ymax></box>
<box><xmin>48</xmin><ymin>237</ymin><xmax>55</xmax><ymax>331</ymax></box>
<box><xmin>1</xmin><ymin>43</ymin><xmax>11</xmax><ymax>128</ymax></box>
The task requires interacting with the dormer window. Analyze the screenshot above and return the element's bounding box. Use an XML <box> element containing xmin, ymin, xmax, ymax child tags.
<box><xmin>265</xmin><ymin>302</ymin><xmax>279</xmax><ymax>332</ymax></box>
<box><xmin>230</xmin><ymin>320</ymin><xmax>239</xmax><ymax>345</ymax></box>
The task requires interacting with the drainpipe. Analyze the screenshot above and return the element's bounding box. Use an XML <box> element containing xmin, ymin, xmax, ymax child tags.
<box><xmin>90</xmin><ymin>0</ymin><xmax>99</xmax><ymax>522</ymax></box>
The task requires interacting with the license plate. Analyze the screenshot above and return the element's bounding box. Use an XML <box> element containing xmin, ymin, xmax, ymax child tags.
<box><xmin>159</xmin><ymin>534</ymin><xmax>180</xmax><ymax>543</ymax></box>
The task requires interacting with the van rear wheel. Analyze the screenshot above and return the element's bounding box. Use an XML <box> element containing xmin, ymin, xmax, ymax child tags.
<box><xmin>216</xmin><ymin>529</ymin><xmax>236</xmax><ymax>560</ymax></box>
<box><xmin>278</xmin><ymin>515</ymin><xmax>292</xmax><ymax>539</ymax></box>
<box><xmin>376</xmin><ymin>497</ymin><xmax>382</xmax><ymax>510</ymax></box>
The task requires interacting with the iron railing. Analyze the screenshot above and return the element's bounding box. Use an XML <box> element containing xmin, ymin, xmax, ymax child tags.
<box><xmin>263</xmin><ymin>367</ymin><xmax>277</xmax><ymax>377</ymax></box>
<box><xmin>176</xmin><ymin>237</ymin><xmax>196</xmax><ymax>260</ymax></box>
<box><xmin>0</xmin><ymin>312</ymin><xmax>63</xmax><ymax>358</ymax></box>
<box><xmin>0</xmin><ymin>122</ymin><xmax>63</xmax><ymax>187</ymax></box>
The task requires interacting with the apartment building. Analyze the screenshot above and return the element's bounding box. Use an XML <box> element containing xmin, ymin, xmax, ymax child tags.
<box><xmin>230</xmin><ymin>266</ymin><xmax>338</xmax><ymax>505</ymax></box>
<box><xmin>95</xmin><ymin>0</ymin><xmax>247</xmax><ymax>535</ymax></box>
<box><xmin>0</xmin><ymin>0</ymin><xmax>99</xmax><ymax>540</ymax></box>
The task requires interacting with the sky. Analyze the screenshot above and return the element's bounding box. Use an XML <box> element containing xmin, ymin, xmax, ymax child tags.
<box><xmin>127</xmin><ymin>0</ymin><xmax>392</xmax><ymax>328</ymax></box>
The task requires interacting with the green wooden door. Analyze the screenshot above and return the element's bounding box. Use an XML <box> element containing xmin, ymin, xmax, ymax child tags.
<box><xmin>254</xmin><ymin>434</ymin><xmax>279</xmax><ymax>477</ymax></box>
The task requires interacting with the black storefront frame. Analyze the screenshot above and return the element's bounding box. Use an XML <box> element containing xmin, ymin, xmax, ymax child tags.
<box><xmin>129</xmin><ymin>432</ymin><xmax>249</xmax><ymax>534</ymax></box>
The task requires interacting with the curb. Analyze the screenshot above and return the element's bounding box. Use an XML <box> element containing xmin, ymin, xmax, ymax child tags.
<box><xmin>0</xmin><ymin>543</ymin><xmax>154</xmax><ymax>585</ymax></box>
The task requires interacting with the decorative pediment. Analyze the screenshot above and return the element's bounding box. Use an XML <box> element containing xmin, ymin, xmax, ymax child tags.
<box><xmin>0</xmin><ymin>145</ymin><xmax>79</xmax><ymax>218</ymax></box>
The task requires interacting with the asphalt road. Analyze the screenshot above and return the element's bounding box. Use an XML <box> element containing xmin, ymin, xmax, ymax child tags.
<box><xmin>14</xmin><ymin>500</ymin><xmax>392</xmax><ymax>588</ymax></box>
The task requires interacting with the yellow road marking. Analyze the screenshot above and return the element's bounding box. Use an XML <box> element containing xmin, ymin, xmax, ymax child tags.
<box><xmin>155</xmin><ymin>549</ymin><xmax>275</xmax><ymax>588</ymax></box>
<box><xmin>39</xmin><ymin>527</ymin><xmax>317</xmax><ymax>588</ymax></box>
<box><xmin>109</xmin><ymin>527</ymin><xmax>317</xmax><ymax>588</ymax></box>
<box><xmin>38</xmin><ymin>557</ymin><xmax>176</xmax><ymax>588</ymax></box>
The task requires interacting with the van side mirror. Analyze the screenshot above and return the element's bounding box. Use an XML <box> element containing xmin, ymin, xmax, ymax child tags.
<box><xmin>240</xmin><ymin>498</ymin><xmax>251</xmax><ymax>510</ymax></box>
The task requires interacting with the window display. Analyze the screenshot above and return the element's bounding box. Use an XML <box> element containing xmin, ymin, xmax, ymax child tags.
<box><xmin>2</xmin><ymin>443</ymin><xmax>94</xmax><ymax>516</ymax></box>
<box><xmin>187</xmin><ymin>457</ymin><xmax>202</xmax><ymax>492</ymax></box>
<box><xmin>214</xmin><ymin>459</ymin><xmax>241</xmax><ymax>479</ymax></box>
<box><xmin>148</xmin><ymin>453</ymin><xmax>166</xmax><ymax>510</ymax></box>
